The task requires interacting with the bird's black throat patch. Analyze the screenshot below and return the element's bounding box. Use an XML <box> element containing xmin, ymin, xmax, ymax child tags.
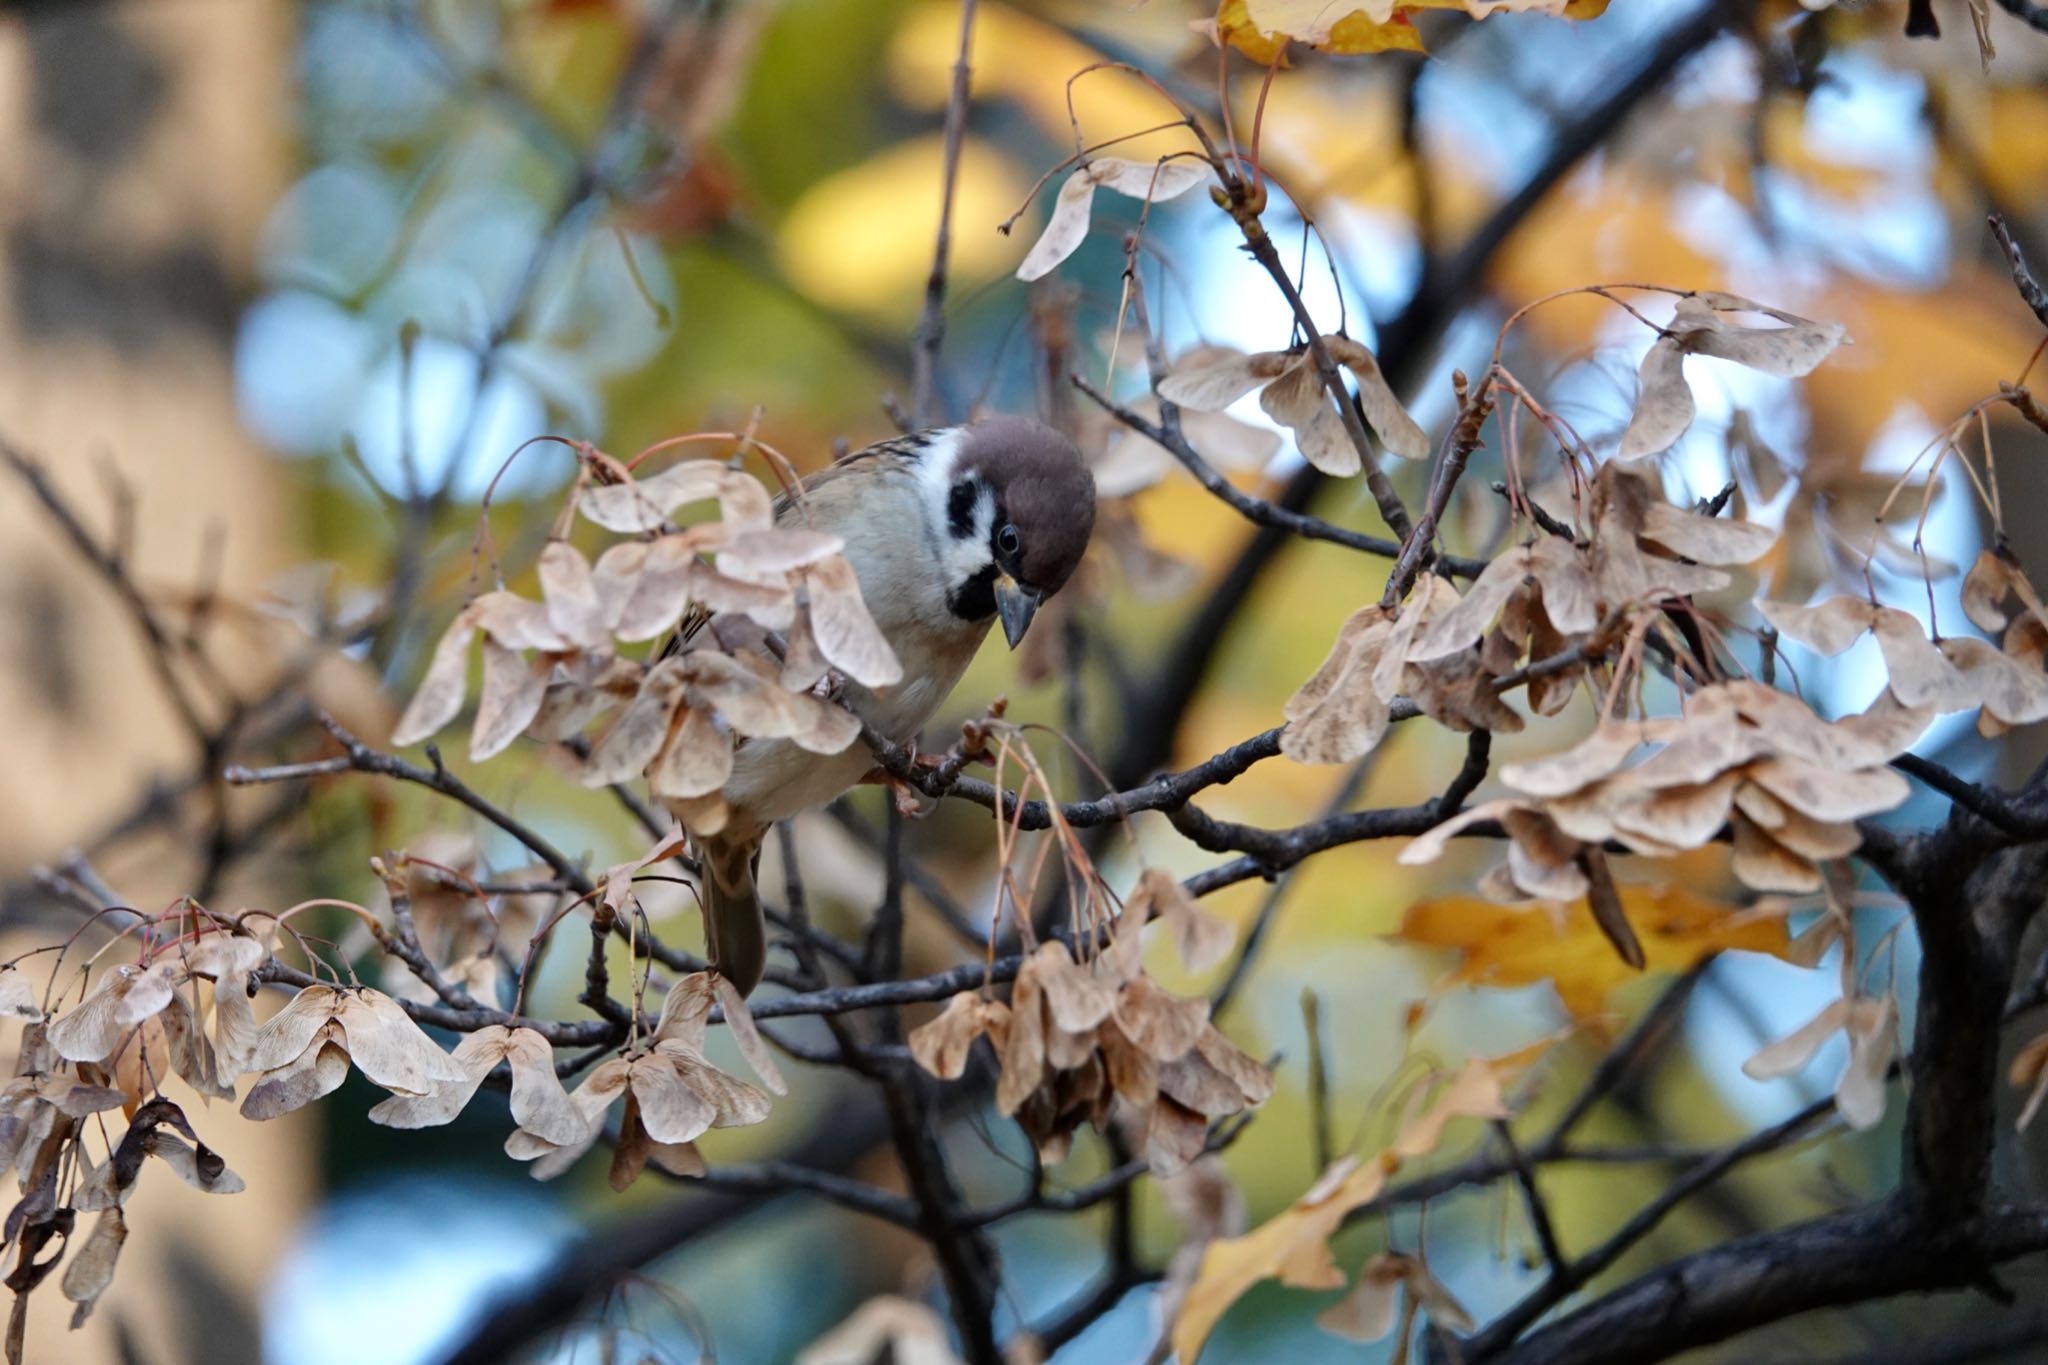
<box><xmin>947</xmin><ymin>564</ymin><xmax>997</xmax><ymax>622</ymax></box>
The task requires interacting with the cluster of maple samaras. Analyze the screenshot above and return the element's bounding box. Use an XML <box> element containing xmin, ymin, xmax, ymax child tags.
<box><xmin>908</xmin><ymin>870</ymin><xmax>1270</xmax><ymax>1176</ymax></box>
<box><xmin>1761</xmin><ymin>570</ymin><xmax>2048</xmax><ymax>738</ymax></box>
<box><xmin>376</xmin><ymin>972</ymin><xmax>783</xmax><ymax>1189</ymax></box>
<box><xmin>17</xmin><ymin>925</ymin><xmax>784</xmax><ymax>1186</ymax></box>
<box><xmin>1402</xmin><ymin>682</ymin><xmax>1929</xmax><ymax>902</ymax></box>
<box><xmin>391</xmin><ymin>458</ymin><xmax>902</xmax><ymax>833</ymax></box>
<box><xmin>1283</xmin><ymin>462</ymin><xmax>1779</xmax><ymax>766</ymax></box>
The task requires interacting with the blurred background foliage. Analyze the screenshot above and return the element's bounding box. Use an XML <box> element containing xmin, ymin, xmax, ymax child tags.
<box><xmin>5</xmin><ymin>0</ymin><xmax>2048</xmax><ymax>1361</ymax></box>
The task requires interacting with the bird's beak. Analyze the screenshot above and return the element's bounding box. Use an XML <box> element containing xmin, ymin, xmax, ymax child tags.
<box><xmin>994</xmin><ymin>576</ymin><xmax>1042</xmax><ymax>649</ymax></box>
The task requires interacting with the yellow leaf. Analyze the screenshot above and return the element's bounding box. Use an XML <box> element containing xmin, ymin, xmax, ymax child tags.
<box><xmin>1215</xmin><ymin>0</ymin><xmax>1425</xmax><ymax>64</ymax></box>
<box><xmin>1397</xmin><ymin>884</ymin><xmax>1790</xmax><ymax>1017</ymax></box>
<box><xmin>1171</xmin><ymin>1048</ymin><xmax>1542</xmax><ymax>1360</ymax></box>
<box><xmin>1171</xmin><ymin>1153</ymin><xmax>1391</xmax><ymax>1360</ymax></box>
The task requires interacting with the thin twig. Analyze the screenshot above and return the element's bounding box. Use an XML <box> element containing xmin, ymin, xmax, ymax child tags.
<box><xmin>909</xmin><ymin>0</ymin><xmax>980</xmax><ymax>425</ymax></box>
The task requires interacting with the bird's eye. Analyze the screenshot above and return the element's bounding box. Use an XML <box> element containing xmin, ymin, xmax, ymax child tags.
<box><xmin>997</xmin><ymin>524</ymin><xmax>1021</xmax><ymax>556</ymax></box>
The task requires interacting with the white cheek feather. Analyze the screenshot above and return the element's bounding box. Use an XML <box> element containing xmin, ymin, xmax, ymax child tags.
<box><xmin>913</xmin><ymin>426</ymin><xmax>997</xmax><ymax>589</ymax></box>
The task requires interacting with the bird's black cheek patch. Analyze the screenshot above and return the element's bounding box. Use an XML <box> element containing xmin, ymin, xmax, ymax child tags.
<box><xmin>948</xmin><ymin>479</ymin><xmax>981</xmax><ymax>540</ymax></box>
<box><xmin>948</xmin><ymin>564</ymin><xmax>997</xmax><ymax>622</ymax></box>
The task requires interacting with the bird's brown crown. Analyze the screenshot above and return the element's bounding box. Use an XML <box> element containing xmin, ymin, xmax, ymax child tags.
<box><xmin>955</xmin><ymin>415</ymin><xmax>1096</xmax><ymax>596</ymax></box>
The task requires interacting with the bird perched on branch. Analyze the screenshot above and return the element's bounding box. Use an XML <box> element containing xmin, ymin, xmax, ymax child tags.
<box><xmin>685</xmin><ymin>415</ymin><xmax>1095</xmax><ymax>996</ymax></box>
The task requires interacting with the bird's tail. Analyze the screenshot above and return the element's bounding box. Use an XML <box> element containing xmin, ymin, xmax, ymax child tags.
<box><xmin>699</xmin><ymin>831</ymin><xmax>767</xmax><ymax>997</ymax></box>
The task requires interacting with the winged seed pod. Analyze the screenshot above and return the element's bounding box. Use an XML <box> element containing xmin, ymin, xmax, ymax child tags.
<box><xmin>1618</xmin><ymin>294</ymin><xmax>1847</xmax><ymax>459</ymax></box>
<box><xmin>182</xmin><ymin>929</ymin><xmax>272</xmax><ymax>1077</ymax></box>
<box><xmin>1284</xmin><ymin>465</ymin><xmax>1778</xmax><ymax>764</ymax></box>
<box><xmin>914</xmin><ymin>929</ymin><xmax>1269</xmax><ymax>1177</ymax></box>
<box><xmin>1401</xmin><ymin>682</ymin><xmax>1926</xmax><ymax>915</ymax></box>
<box><xmin>392</xmin><ymin>457</ymin><xmax>902</xmax><ymax>812</ymax></box>
<box><xmin>367</xmin><ymin>1025</ymin><xmax>584</xmax><ymax>1145</ymax></box>
<box><xmin>238</xmin><ymin>986</ymin><xmax>469</xmax><ymax>1120</ymax></box>
<box><xmin>1761</xmin><ymin>595</ymin><xmax>2048</xmax><ymax>733</ymax></box>
<box><xmin>502</xmin><ymin>974</ymin><xmax>777</xmax><ymax>1189</ymax></box>
<box><xmin>0</xmin><ymin>968</ymin><xmax>40</xmax><ymax>1023</ymax></box>
<box><xmin>47</xmin><ymin>962</ymin><xmax>181</xmax><ymax>1065</ymax></box>
<box><xmin>1744</xmin><ymin>991</ymin><xmax>1898</xmax><ymax>1130</ymax></box>
<box><xmin>1160</xmin><ymin>337</ymin><xmax>1429</xmax><ymax>474</ymax></box>
<box><xmin>1014</xmin><ymin>157</ymin><xmax>1212</xmax><ymax>282</ymax></box>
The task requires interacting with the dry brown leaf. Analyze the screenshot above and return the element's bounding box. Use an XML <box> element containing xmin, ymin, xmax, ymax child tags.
<box><xmin>1315</xmin><ymin>1251</ymin><xmax>1410</xmax><ymax>1342</ymax></box>
<box><xmin>1172</xmin><ymin>1046</ymin><xmax>1529</xmax><ymax>1361</ymax></box>
<box><xmin>1169</xmin><ymin>1155</ymin><xmax>1391</xmax><ymax>1362</ymax></box>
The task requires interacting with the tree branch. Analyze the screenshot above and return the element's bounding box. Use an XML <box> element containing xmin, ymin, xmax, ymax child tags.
<box><xmin>1495</xmin><ymin>1200</ymin><xmax>2048</xmax><ymax>1365</ymax></box>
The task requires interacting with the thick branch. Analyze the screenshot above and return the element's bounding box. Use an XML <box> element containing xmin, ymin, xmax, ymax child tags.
<box><xmin>1496</xmin><ymin>1200</ymin><xmax>2048</xmax><ymax>1365</ymax></box>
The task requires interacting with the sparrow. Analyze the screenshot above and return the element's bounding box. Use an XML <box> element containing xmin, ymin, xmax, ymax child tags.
<box><xmin>684</xmin><ymin>415</ymin><xmax>1096</xmax><ymax>996</ymax></box>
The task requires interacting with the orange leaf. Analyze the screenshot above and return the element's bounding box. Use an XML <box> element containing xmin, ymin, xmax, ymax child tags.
<box><xmin>1397</xmin><ymin>884</ymin><xmax>1790</xmax><ymax>1017</ymax></box>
